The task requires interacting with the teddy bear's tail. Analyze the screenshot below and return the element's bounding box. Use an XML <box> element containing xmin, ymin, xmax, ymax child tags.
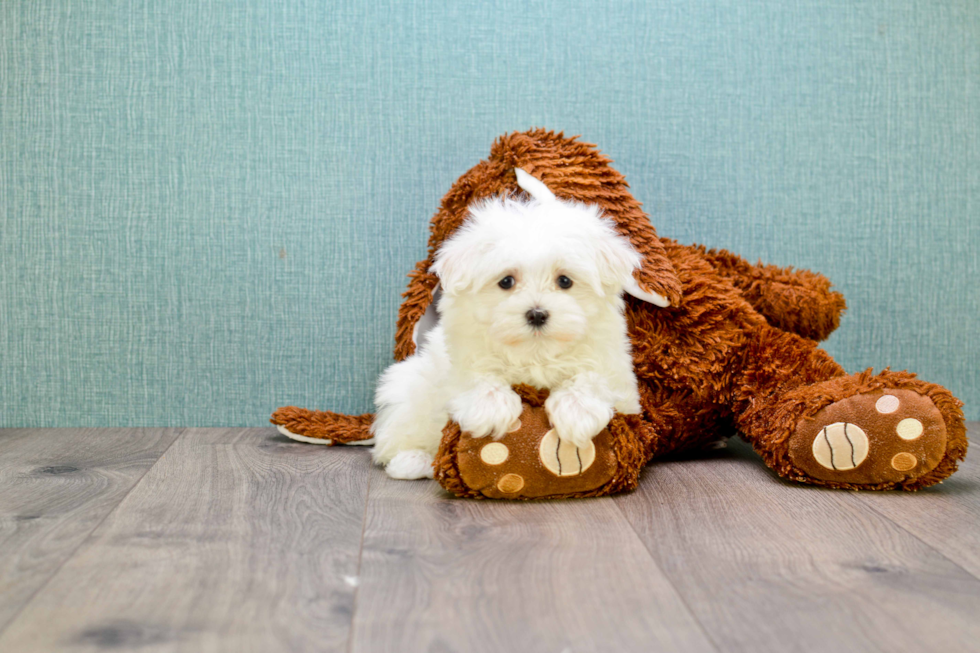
<box><xmin>270</xmin><ymin>407</ymin><xmax>374</xmax><ymax>446</ymax></box>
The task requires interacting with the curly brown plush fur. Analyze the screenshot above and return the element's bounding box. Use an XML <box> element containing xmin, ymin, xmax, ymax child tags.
<box><xmin>272</xmin><ymin>129</ymin><xmax>967</xmax><ymax>494</ymax></box>
<box><xmin>271</xmin><ymin>407</ymin><xmax>372</xmax><ymax>444</ymax></box>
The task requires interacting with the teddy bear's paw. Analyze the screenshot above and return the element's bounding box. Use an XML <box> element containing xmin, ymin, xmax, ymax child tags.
<box><xmin>449</xmin><ymin>382</ymin><xmax>524</xmax><ymax>439</ymax></box>
<box><xmin>449</xmin><ymin>404</ymin><xmax>623</xmax><ymax>499</ymax></box>
<box><xmin>385</xmin><ymin>450</ymin><xmax>435</xmax><ymax>480</ymax></box>
<box><xmin>788</xmin><ymin>389</ymin><xmax>947</xmax><ymax>486</ymax></box>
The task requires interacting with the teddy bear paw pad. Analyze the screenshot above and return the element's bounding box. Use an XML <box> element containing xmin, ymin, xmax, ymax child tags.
<box><xmin>454</xmin><ymin>405</ymin><xmax>619</xmax><ymax>499</ymax></box>
<box><xmin>539</xmin><ymin>430</ymin><xmax>596</xmax><ymax>476</ymax></box>
<box><xmin>789</xmin><ymin>389</ymin><xmax>947</xmax><ymax>486</ymax></box>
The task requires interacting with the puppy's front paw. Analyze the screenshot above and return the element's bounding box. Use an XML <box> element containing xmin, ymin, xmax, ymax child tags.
<box><xmin>545</xmin><ymin>389</ymin><xmax>614</xmax><ymax>448</ymax></box>
<box><xmin>385</xmin><ymin>450</ymin><xmax>435</xmax><ymax>480</ymax></box>
<box><xmin>448</xmin><ymin>382</ymin><xmax>523</xmax><ymax>439</ymax></box>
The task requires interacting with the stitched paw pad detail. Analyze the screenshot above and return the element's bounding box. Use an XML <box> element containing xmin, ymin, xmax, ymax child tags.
<box><xmin>455</xmin><ymin>404</ymin><xmax>619</xmax><ymax>499</ymax></box>
<box><xmin>812</xmin><ymin>422</ymin><xmax>869</xmax><ymax>471</ymax></box>
<box><xmin>790</xmin><ymin>389</ymin><xmax>947</xmax><ymax>486</ymax></box>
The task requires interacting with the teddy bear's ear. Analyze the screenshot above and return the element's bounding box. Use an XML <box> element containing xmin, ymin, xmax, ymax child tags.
<box><xmin>411</xmin><ymin>284</ymin><xmax>441</xmax><ymax>350</ymax></box>
<box><xmin>623</xmin><ymin>277</ymin><xmax>671</xmax><ymax>307</ymax></box>
<box><xmin>619</xmin><ymin>228</ymin><xmax>682</xmax><ymax>308</ymax></box>
<box><xmin>589</xmin><ymin>220</ymin><xmax>647</xmax><ymax>298</ymax></box>
<box><xmin>514</xmin><ymin>167</ymin><xmax>680</xmax><ymax>307</ymax></box>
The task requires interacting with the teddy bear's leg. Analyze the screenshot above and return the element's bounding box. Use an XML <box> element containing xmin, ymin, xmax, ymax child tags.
<box><xmin>702</xmin><ymin>248</ymin><xmax>847</xmax><ymax>342</ymax></box>
<box><xmin>730</xmin><ymin>325</ymin><xmax>967</xmax><ymax>490</ymax></box>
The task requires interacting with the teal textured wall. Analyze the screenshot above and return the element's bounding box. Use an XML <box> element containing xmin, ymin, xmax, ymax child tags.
<box><xmin>1</xmin><ymin>0</ymin><xmax>977</xmax><ymax>426</ymax></box>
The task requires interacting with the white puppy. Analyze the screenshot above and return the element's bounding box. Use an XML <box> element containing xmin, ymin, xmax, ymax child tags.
<box><xmin>371</xmin><ymin>170</ymin><xmax>646</xmax><ymax>480</ymax></box>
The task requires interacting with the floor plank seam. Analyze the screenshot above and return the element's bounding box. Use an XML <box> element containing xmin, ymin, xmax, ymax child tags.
<box><xmin>0</xmin><ymin>427</ymin><xmax>186</xmax><ymax>641</ymax></box>
<box><xmin>345</xmin><ymin>465</ymin><xmax>374</xmax><ymax>653</ymax></box>
<box><xmin>613</xmin><ymin>498</ymin><xmax>724</xmax><ymax>653</ymax></box>
<box><xmin>855</xmin><ymin>495</ymin><xmax>980</xmax><ymax>584</ymax></box>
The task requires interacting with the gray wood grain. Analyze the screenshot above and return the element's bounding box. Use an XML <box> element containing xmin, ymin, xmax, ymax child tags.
<box><xmin>350</xmin><ymin>469</ymin><xmax>716</xmax><ymax>653</ymax></box>
<box><xmin>0</xmin><ymin>428</ymin><xmax>371</xmax><ymax>653</ymax></box>
<box><xmin>0</xmin><ymin>428</ymin><xmax>182</xmax><ymax>633</ymax></box>
<box><xmin>1</xmin><ymin>425</ymin><xmax>976</xmax><ymax>653</ymax></box>
<box><xmin>617</xmin><ymin>433</ymin><xmax>980</xmax><ymax>653</ymax></box>
<box><xmin>852</xmin><ymin>423</ymin><xmax>980</xmax><ymax>579</ymax></box>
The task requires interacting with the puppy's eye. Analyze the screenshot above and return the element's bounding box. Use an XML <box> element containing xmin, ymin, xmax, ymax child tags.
<box><xmin>498</xmin><ymin>275</ymin><xmax>516</xmax><ymax>290</ymax></box>
<box><xmin>557</xmin><ymin>275</ymin><xmax>573</xmax><ymax>290</ymax></box>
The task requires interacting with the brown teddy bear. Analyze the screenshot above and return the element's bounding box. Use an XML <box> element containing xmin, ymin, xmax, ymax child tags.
<box><xmin>272</xmin><ymin>129</ymin><xmax>966</xmax><ymax>498</ymax></box>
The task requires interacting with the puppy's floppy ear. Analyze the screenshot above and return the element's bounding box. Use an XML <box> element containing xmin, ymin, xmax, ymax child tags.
<box><xmin>429</xmin><ymin>226</ymin><xmax>483</xmax><ymax>296</ymax></box>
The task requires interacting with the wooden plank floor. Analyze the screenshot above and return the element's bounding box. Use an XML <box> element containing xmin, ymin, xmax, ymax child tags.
<box><xmin>0</xmin><ymin>424</ymin><xmax>977</xmax><ymax>653</ymax></box>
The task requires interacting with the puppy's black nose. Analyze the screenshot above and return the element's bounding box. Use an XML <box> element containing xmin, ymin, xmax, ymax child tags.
<box><xmin>525</xmin><ymin>308</ymin><xmax>549</xmax><ymax>327</ymax></box>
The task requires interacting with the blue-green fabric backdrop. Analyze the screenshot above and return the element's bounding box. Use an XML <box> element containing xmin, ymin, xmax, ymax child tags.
<box><xmin>1</xmin><ymin>0</ymin><xmax>977</xmax><ymax>426</ymax></box>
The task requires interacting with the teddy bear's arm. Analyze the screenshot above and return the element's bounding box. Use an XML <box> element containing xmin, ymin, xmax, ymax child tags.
<box><xmin>701</xmin><ymin>248</ymin><xmax>846</xmax><ymax>342</ymax></box>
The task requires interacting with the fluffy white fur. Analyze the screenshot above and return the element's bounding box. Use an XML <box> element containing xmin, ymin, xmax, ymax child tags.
<box><xmin>370</xmin><ymin>184</ymin><xmax>644</xmax><ymax>479</ymax></box>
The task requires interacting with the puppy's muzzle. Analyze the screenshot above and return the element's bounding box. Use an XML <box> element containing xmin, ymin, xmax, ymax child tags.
<box><xmin>525</xmin><ymin>308</ymin><xmax>549</xmax><ymax>328</ymax></box>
